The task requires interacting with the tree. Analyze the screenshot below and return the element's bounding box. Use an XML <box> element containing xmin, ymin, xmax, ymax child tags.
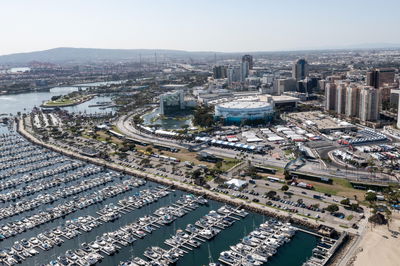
<box><xmin>145</xmin><ymin>147</ymin><xmax>153</xmax><ymax>154</ymax></box>
<box><xmin>140</xmin><ymin>158</ymin><xmax>150</xmax><ymax>166</ymax></box>
<box><xmin>350</xmin><ymin>203</ymin><xmax>360</xmax><ymax>212</ymax></box>
<box><xmin>118</xmin><ymin>152</ymin><xmax>128</xmax><ymax>159</ymax></box>
<box><xmin>325</xmin><ymin>204</ymin><xmax>339</xmax><ymax>213</ymax></box>
<box><xmin>193</xmin><ymin>105</ymin><xmax>215</xmax><ymax>128</ymax></box>
<box><xmin>297</xmin><ymin>198</ymin><xmax>304</xmax><ymax>204</ymax></box>
<box><xmin>132</xmin><ymin>115</ymin><xmax>144</xmax><ymax>125</ymax></box>
<box><xmin>265</xmin><ymin>190</ymin><xmax>277</xmax><ymax>198</ymax></box>
<box><xmin>368</xmin><ymin>213</ymin><xmax>387</xmax><ymax>225</ymax></box>
<box><xmin>311</xmin><ymin>203</ymin><xmax>320</xmax><ymax>209</ymax></box>
<box><xmin>340</xmin><ymin>198</ymin><xmax>350</xmax><ymax>205</ymax></box>
<box><xmin>284</xmin><ymin>170</ymin><xmax>291</xmax><ymax>180</ymax></box>
<box><xmin>215</xmin><ymin>161</ymin><xmax>222</xmax><ymax>170</ymax></box>
<box><xmin>385</xmin><ymin>209</ymin><xmax>392</xmax><ymax>229</ymax></box>
<box><xmin>365</xmin><ymin>192</ymin><xmax>377</xmax><ymax>202</ymax></box>
<box><xmin>281</xmin><ymin>185</ymin><xmax>289</xmax><ymax>191</ymax></box>
<box><xmin>191</xmin><ymin>169</ymin><xmax>202</xmax><ymax>179</ymax></box>
<box><xmin>182</xmin><ymin>124</ymin><xmax>189</xmax><ymax>135</ymax></box>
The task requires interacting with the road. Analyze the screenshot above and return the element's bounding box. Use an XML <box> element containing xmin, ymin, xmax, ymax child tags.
<box><xmin>116</xmin><ymin>114</ymin><xmax>189</xmax><ymax>149</ymax></box>
<box><xmin>117</xmin><ymin>113</ymin><xmax>390</xmax><ymax>183</ymax></box>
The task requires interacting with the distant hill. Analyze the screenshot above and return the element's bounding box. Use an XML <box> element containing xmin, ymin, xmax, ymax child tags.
<box><xmin>1</xmin><ymin>44</ymin><xmax>400</xmax><ymax>65</ymax></box>
<box><xmin>0</xmin><ymin>47</ymin><xmax>220</xmax><ymax>65</ymax></box>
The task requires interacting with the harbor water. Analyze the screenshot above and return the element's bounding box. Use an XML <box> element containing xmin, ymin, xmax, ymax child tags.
<box><xmin>0</xmin><ymin>83</ymin><xmax>117</xmax><ymax>115</ymax></box>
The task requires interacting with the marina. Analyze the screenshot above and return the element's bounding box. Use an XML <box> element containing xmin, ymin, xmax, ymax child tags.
<box><xmin>218</xmin><ymin>219</ymin><xmax>297</xmax><ymax>265</ymax></box>
<box><xmin>0</xmin><ymin>121</ymin><xmax>320</xmax><ymax>266</ymax></box>
<box><xmin>126</xmin><ymin>205</ymin><xmax>248</xmax><ymax>265</ymax></box>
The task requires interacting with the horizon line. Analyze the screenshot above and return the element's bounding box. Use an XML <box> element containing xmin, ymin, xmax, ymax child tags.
<box><xmin>2</xmin><ymin>44</ymin><xmax>400</xmax><ymax>57</ymax></box>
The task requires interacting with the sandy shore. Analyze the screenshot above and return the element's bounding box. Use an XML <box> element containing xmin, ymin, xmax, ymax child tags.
<box><xmin>352</xmin><ymin>213</ymin><xmax>400</xmax><ymax>266</ymax></box>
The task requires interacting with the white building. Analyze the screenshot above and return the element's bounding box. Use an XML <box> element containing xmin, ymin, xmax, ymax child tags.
<box><xmin>391</xmin><ymin>89</ymin><xmax>400</xmax><ymax>128</ymax></box>
<box><xmin>359</xmin><ymin>86</ymin><xmax>380</xmax><ymax>122</ymax></box>
<box><xmin>215</xmin><ymin>101</ymin><xmax>274</xmax><ymax>125</ymax></box>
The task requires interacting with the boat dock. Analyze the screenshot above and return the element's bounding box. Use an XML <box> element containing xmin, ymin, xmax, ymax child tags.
<box><xmin>134</xmin><ymin>205</ymin><xmax>248</xmax><ymax>265</ymax></box>
<box><xmin>302</xmin><ymin>232</ymin><xmax>347</xmax><ymax>266</ymax></box>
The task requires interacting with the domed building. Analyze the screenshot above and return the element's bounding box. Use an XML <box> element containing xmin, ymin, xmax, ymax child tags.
<box><xmin>214</xmin><ymin>101</ymin><xmax>274</xmax><ymax>125</ymax></box>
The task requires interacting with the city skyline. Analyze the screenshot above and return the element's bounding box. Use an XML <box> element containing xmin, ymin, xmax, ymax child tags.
<box><xmin>1</xmin><ymin>0</ymin><xmax>400</xmax><ymax>55</ymax></box>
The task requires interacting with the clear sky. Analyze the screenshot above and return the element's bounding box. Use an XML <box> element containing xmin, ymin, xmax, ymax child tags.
<box><xmin>1</xmin><ymin>0</ymin><xmax>399</xmax><ymax>55</ymax></box>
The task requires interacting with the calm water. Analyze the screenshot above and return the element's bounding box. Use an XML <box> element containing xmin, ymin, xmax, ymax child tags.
<box><xmin>0</xmin><ymin>84</ymin><xmax>117</xmax><ymax>115</ymax></box>
<box><xmin>13</xmin><ymin>186</ymin><xmax>317</xmax><ymax>266</ymax></box>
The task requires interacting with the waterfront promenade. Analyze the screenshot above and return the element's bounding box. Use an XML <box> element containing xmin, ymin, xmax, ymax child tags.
<box><xmin>17</xmin><ymin>118</ymin><xmax>355</xmax><ymax>234</ymax></box>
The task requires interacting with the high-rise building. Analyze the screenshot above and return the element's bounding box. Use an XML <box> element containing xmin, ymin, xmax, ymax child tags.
<box><xmin>366</xmin><ymin>68</ymin><xmax>395</xmax><ymax>89</ymax></box>
<box><xmin>240</xmin><ymin>61</ymin><xmax>249</xmax><ymax>82</ymax></box>
<box><xmin>336</xmin><ymin>83</ymin><xmax>347</xmax><ymax>114</ymax></box>
<box><xmin>296</xmin><ymin>77</ymin><xmax>319</xmax><ymax>94</ymax></box>
<box><xmin>359</xmin><ymin>86</ymin><xmax>380</xmax><ymax>122</ymax></box>
<box><xmin>379</xmin><ymin>83</ymin><xmax>398</xmax><ymax>107</ymax></box>
<box><xmin>319</xmin><ymin>80</ymin><xmax>327</xmax><ymax>91</ymax></box>
<box><xmin>159</xmin><ymin>90</ymin><xmax>185</xmax><ymax>115</ymax></box>
<box><xmin>274</xmin><ymin>78</ymin><xmax>297</xmax><ymax>95</ymax></box>
<box><xmin>324</xmin><ymin>83</ymin><xmax>337</xmax><ymax>111</ymax></box>
<box><xmin>212</xmin><ymin>65</ymin><xmax>227</xmax><ymax>79</ymax></box>
<box><xmin>391</xmin><ymin>89</ymin><xmax>400</xmax><ymax>128</ymax></box>
<box><xmin>227</xmin><ymin>66</ymin><xmax>241</xmax><ymax>84</ymax></box>
<box><xmin>242</xmin><ymin>55</ymin><xmax>253</xmax><ymax>70</ymax></box>
<box><xmin>292</xmin><ymin>59</ymin><xmax>309</xmax><ymax>81</ymax></box>
<box><xmin>345</xmin><ymin>86</ymin><xmax>361</xmax><ymax>117</ymax></box>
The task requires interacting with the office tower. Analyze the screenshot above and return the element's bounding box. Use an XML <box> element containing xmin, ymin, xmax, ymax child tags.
<box><xmin>319</xmin><ymin>80</ymin><xmax>327</xmax><ymax>91</ymax></box>
<box><xmin>336</xmin><ymin>83</ymin><xmax>347</xmax><ymax>114</ymax></box>
<box><xmin>366</xmin><ymin>68</ymin><xmax>395</xmax><ymax>89</ymax></box>
<box><xmin>296</xmin><ymin>77</ymin><xmax>319</xmax><ymax>94</ymax></box>
<box><xmin>325</xmin><ymin>83</ymin><xmax>337</xmax><ymax>111</ymax></box>
<box><xmin>307</xmin><ymin>77</ymin><xmax>319</xmax><ymax>92</ymax></box>
<box><xmin>274</xmin><ymin>78</ymin><xmax>297</xmax><ymax>95</ymax></box>
<box><xmin>227</xmin><ymin>66</ymin><xmax>241</xmax><ymax>84</ymax></box>
<box><xmin>345</xmin><ymin>86</ymin><xmax>361</xmax><ymax>117</ymax></box>
<box><xmin>240</xmin><ymin>61</ymin><xmax>249</xmax><ymax>82</ymax></box>
<box><xmin>292</xmin><ymin>59</ymin><xmax>309</xmax><ymax>81</ymax></box>
<box><xmin>390</xmin><ymin>90</ymin><xmax>400</xmax><ymax>109</ymax></box>
<box><xmin>391</xmin><ymin>89</ymin><xmax>400</xmax><ymax>128</ymax></box>
<box><xmin>242</xmin><ymin>54</ymin><xmax>253</xmax><ymax>69</ymax></box>
<box><xmin>359</xmin><ymin>86</ymin><xmax>380</xmax><ymax>122</ymax></box>
<box><xmin>159</xmin><ymin>90</ymin><xmax>185</xmax><ymax>115</ymax></box>
<box><xmin>212</xmin><ymin>65</ymin><xmax>227</xmax><ymax>79</ymax></box>
<box><xmin>297</xmin><ymin>80</ymin><xmax>307</xmax><ymax>93</ymax></box>
<box><xmin>379</xmin><ymin>83</ymin><xmax>398</xmax><ymax>107</ymax></box>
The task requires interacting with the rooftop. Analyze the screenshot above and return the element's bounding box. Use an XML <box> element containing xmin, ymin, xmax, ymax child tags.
<box><xmin>217</xmin><ymin>101</ymin><xmax>271</xmax><ymax>109</ymax></box>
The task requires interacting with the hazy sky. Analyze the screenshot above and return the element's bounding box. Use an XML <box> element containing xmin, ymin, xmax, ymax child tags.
<box><xmin>1</xmin><ymin>0</ymin><xmax>400</xmax><ymax>55</ymax></box>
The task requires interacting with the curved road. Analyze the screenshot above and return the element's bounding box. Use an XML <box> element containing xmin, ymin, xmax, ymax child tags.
<box><xmin>116</xmin><ymin>114</ymin><xmax>189</xmax><ymax>149</ymax></box>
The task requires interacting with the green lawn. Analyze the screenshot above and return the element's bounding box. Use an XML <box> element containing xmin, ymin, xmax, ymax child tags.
<box><xmin>220</xmin><ymin>158</ymin><xmax>241</xmax><ymax>171</ymax></box>
<box><xmin>312</xmin><ymin>184</ymin><xmax>339</xmax><ymax>195</ymax></box>
<box><xmin>45</xmin><ymin>98</ymin><xmax>75</xmax><ymax>106</ymax></box>
<box><xmin>331</xmin><ymin>177</ymin><xmax>353</xmax><ymax>188</ymax></box>
<box><xmin>306</xmin><ymin>176</ymin><xmax>367</xmax><ymax>203</ymax></box>
<box><xmin>111</xmin><ymin>125</ymin><xmax>124</xmax><ymax>135</ymax></box>
<box><xmin>205</xmin><ymin>175</ymin><xmax>214</xmax><ymax>181</ymax></box>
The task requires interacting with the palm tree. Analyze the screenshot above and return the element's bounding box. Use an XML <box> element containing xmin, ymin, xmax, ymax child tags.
<box><xmin>385</xmin><ymin>209</ymin><xmax>392</xmax><ymax>229</ymax></box>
